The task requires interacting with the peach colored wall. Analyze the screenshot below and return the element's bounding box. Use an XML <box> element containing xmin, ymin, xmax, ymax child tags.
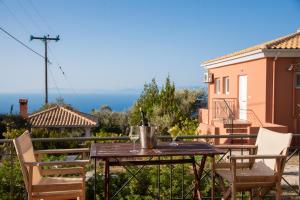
<box><xmin>198</xmin><ymin>108</ymin><xmax>208</xmax><ymax>124</ymax></box>
<box><xmin>207</xmin><ymin>58</ymin><xmax>268</xmax><ymax>125</ymax></box>
<box><xmin>269</xmin><ymin>57</ymin><xmax>300</xmax><ymax>134</ymax></box>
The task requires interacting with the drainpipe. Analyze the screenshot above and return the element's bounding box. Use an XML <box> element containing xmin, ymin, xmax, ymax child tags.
<box><xmin>207</xmin><ymin>70</ymin><xmax>210</xmax><ymax>125</ymax></box>
<box><xmin>208</xmin><ymin>81</ymin><xmax>210</xmax><ymax>125</ymax></box>
<box><xmin>292</xmin><ymin>68</ymin><xmax>297</xmax><ymax>133</ymax></box>
<box><xmin>272</xmin><ymin>53</ymin><xmax>280</xmax><ymax>123</ymax></box>
<box><xmin>292</xmin><ymin>69</ymin><xmax>295</xmax><ymax>118</ymax></box>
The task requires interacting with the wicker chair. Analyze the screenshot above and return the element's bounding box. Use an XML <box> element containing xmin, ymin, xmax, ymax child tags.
<box><xmin>214</xmin><ymin>128</ymin><xmax>292</xmax><ymax>200</ymax></box>
<box><xmin>13</xmin><ymin>131</ymin><xmax>89</xmax><ymax>200</ymax></box>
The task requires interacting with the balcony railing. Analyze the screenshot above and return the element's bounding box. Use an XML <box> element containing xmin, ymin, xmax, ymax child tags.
<box><xmin>0</xmin><ymin>134</ymin><xmax>300</xmax><ymax>199</ymax></box>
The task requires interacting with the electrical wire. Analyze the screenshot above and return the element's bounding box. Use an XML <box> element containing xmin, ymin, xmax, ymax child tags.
<box><xmin>27</xmin><ymin>0</ymin><xmax>55</xmax><ymax>33</ymax></box>
<box><xmin>4</xmin><ymin>0</ymin><xmax>62</xmax><ymax>97</ymax></box>
<box><xmin>1</xmin><ymin>0</ymin><xmax>76</xmax><ymax>97</ymax></box>
<box><xmin>16</xmin><ymin>0</ymin><xmax>45</xmax><ymax>34</ymax></box>
<box><xmin>22</xmin><ymin>0</ymin><xmax>78</xmax><ymax>95</ymax></box>
<box><xmin>0</xmin><ymin>0</ymin><xmax>31</xmax><ymax>33</ymax></box>
<box><xmin>48</xmin><ymin>66</ymin><xmax>62</xmax><ymax>97</ymax></box>
<box><xmin>0</xmin><ymin>26</ymin><xmax>45</xmax><ymax>59</ymax></box>
<box><xmin>48</xmin><ymin>47</ymin><xmax>78</xmax><ymax>95</ymax></box>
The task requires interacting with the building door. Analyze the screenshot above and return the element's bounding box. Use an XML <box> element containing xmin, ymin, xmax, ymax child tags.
<box><xmin>239</xmin><ymin>75</ymin><xmax>248</xmax><ymax>120</ymax></box>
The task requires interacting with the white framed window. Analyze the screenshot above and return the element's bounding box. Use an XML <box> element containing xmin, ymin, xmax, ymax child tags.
<box><xmin>215</xmin><ymin>78</ymin><xmax>220</xmax><ymax>94</ymax></box>
<box><xmin>296</xmin><ymin>73</ymin><xmax>300</xmax><ymax>89</ymax></box>
<box><xmin>223</xmin><ymin>77</ymin><xmax>229</xmax><ymax>94</ymax></box>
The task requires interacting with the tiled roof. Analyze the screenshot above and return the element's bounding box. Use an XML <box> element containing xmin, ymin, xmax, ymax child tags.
<box><xmin>28</xmin><ymin>106</ymin><xmax>98</xmax><ymax>128</ymax></box>
<box><xmin>203</xmin><ymin>30</ymin><xmax>300</xmax><ymax>64</ymax></box>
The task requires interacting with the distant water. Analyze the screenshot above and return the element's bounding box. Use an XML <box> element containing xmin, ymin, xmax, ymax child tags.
<box><xmin>0</xmin><ymin>93</ymin><xmax>140</xmax><ymax>114</ymax></box>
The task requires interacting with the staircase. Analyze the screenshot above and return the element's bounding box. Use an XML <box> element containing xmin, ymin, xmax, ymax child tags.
<box><xmin>212</xmin><ymin>98</ymin><xmax>256</xmax><ymax>144</ymax></box>
<box><xmin>213</xmin><ymin>119</ymin><xmax>252</xmax><ymax>144</ymax></box>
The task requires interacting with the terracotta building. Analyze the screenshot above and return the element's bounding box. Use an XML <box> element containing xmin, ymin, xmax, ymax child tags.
<box><xmin>198</xmin><ymin>29</ymin><xmax>300</xmax><ymax>144</ymax></box>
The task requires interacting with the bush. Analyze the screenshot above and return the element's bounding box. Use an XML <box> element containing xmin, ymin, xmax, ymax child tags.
<box><xmin>0</xmin><ymin>151</ymin><xmax>25</xmax><ymax>199</ymax></box>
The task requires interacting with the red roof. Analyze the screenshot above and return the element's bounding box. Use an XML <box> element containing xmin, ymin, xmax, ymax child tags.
<box><xmin>28</xmin><ymin>106</ymin><xmax>98</xmax><ymax>128</ymax></box>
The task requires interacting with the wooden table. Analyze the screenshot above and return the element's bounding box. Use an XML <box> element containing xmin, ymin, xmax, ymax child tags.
<box><xmin>90</xmin><ymin>141</ymin><xmax>224</xmax><ymax>200</ymax></box>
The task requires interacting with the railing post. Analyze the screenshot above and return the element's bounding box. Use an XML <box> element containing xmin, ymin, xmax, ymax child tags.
<box><xmin>10</xmin><ymin>141</ymin><xmax>13</xmax><ymax>200</ymax></box>
<box><xmin>170</xmin><ymin>156</ymin><xmax>173</xmax><ymax>199</ymax></box>
<box><xmin>211</xmin><ymin>155</ymin><xmax>215</xmax><ymax>200</ymax></box>
<box><xmin>298</xmin><ymin>149</ymin><xmax>300</xmax><ymax>196</ymax></box>
<box><xmin>93</xmin><ymin>138</ymin><xmax>97</xmax><ymax>200</ymax></box>
<box><xmin>182</xmin><ymin>157</ymin><xmax>184</xmax><ymax>199</ymax></box>
<box><xmin>157</xmin><ymin>156</ymin><xmax>160</xmax><ymax>200</ymax></box>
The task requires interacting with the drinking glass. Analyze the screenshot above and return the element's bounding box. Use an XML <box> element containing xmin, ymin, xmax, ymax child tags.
<box><xmin>129</xmin><ymin>126</ymin><xmax>140</xmax><ymax>153</ymax></box>
<box><xmin>168</xmin><ymin>126</ymin><xmax>179</xmax><ymax>146</ymax></box>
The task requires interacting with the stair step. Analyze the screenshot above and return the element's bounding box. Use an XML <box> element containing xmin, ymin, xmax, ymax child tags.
<box><xmin>226</xmin><ymin>128</ymin><xmax>248</xmax><ymax>133</ymax></box>
<box><xmin>223</xmin><ymin>123</ymin><xmax>250</xmax><ymax>128</ymax></box>
<box><xmin>231</xmin><ymin>138</ymin><xmax>250</xmax><ymax>144</ymax></box>
<box><xmin>213</xmin><ymin>119</ymin><xmax>251</xmax><ymax>128</ymax></box>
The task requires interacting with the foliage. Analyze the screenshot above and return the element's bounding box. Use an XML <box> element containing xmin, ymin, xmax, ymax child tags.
<box><xmin>129</xmin><ymin>78</ymin><xmax>160</xmax><ymax>126</ymax></box>
<box><xmin>2</xmin><ymin>128</ymin><xmax>26</xmax><ymax>139</ymax></box>
<box><xmin>0</xmin><ymin>114</ymin><xmax>28</xmax><ymax>139</ymax></box>
<box><xmin>92</xmin><ymin>105</ymin><xmax>130</xmax><ymax>135</ymax></box>
<box><xmin>129</xmin><ymin>76</ymin><xmax>206</xmax><ymax>135</ymax></box>
<box><xmin>30</xmin><ymin>129</ymin><xmax>82</xmax><ymax>150</ymax></box>
<box><xmin>0</xmin><ymin>152</ymin><xmax>25</xmax><ymax>199</ymax></box>
<box><xmin>179</xmin><ymin>118</ymin><xmax>199</xmax><ymax>135</ymax></box>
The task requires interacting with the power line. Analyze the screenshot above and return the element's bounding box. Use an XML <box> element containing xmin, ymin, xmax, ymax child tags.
<box><xmin>48</xmin><ymin>66</ymin><xmax>62</xmax><ymax>97</ymax></box>
<box><xmin>0</xmin><ymin>26</ymin><xmax>45</xmax><ymax>59</ymax></box>
<box><xmin>1</xmin><ymin>1</ymin><xmax>63</xmax><ymax>99</ymax></box>
<box><xmin>1</xmin><ymin>0</ymin><xmax>75</xmax><ymax>98</ymax></box>
<box><xmin>13</xmin><ymin>0</ymin><xmax>63</xmax><ymax>98</ymax></box>
<box><xmin>16</xmin><ymin>0</ymin><xmax>44</xmax><ymax>34</ymax></box>
<box><xmin>21</xmin><ymin>0</ymin><xmax>77</xmax><ymax>96</ymax></box>
<box><xmin>0</xmin><ymin>0</ymin><xmax>31</xmax><ymax>33</ymax></box>
<box><xmin>47</xmin><ymin>47</ymin><xmax>78</xmax><ymax>95</ymax></box>
<box><xmin>47</xmin><ymin>48</ymin><xmax>78</xmax><ymax>95</ymax></box>
<box><xmin>19</xmin><ymin>0</ymin><xmax>77</xmax><ymax>96</ymax></box>
<box><xmin>27</xmin><ymin>0</ymin><xmax>55</xmax><ymax>33</ymax></box>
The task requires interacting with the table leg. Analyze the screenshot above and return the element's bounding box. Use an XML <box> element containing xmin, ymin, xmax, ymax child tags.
<box><xmin>157</xmin><ymin>156</ymin><xmax>160</xmax><ymax>200</ymax></box>
<box><xmin>192</xmin><ymin>156</ymin><xmax>204</xmax><ymax>200</ymax></box>
<box><xmin>104</xmin><ymin>159</ymin><xmax>110</xmax><ymax>200</ymax></box>
<box><xmin>211</xmin><ymin>156</ymin><xmax>215</xmax><ymax>200</ymax></box>
<box><xmin>94</xmin><ymin>158</ymin><xmax>96</xmax><ymax>200</ymax></box>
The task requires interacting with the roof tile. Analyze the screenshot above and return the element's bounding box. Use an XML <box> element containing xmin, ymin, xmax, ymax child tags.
<box><xmin>28</xmin><ymin>106</ymin><xmax>98</xmax><ymax>128</ymax></box>
<box><xmin>203</xmin><ymin>30</ymin><xmax>300</xmax><ymax>64</ymax></box>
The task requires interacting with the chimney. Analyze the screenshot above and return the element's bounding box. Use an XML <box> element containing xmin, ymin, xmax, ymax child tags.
<box><xmin>19</xmin><ymin>99</ymin><xmax>28</xmax><ymax>118</ymax></box>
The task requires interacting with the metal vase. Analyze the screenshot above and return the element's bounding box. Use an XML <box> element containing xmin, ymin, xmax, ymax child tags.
<box><xmin>139</xmin><ymin>126</ymin><xmax>157</xmax><ymax>149</ymax></box>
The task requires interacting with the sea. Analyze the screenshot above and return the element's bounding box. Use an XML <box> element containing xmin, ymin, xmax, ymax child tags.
<box><xmin>0</xmin><ymin>93</ymin><xmax>140</xmax><ymax>114</ymax></box>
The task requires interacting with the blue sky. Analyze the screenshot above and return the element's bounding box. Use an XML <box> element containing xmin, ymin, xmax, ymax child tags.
<box><xmin>1</xmin><ymin>0</ymin><xmax>300</xmax><ymax>94</ymax></box>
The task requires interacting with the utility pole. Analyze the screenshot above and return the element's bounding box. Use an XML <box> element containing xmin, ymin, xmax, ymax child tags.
<box><xmin>30</xmin><ymin>35</ymin><xmax>60</xmax><ymax>104</ymax></box>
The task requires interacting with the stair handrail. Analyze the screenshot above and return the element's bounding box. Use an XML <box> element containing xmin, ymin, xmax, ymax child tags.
<box><xmin>240</xmin><ymin>109</ymin><xmax>263</xmax><ymax>127</ymax></box>
<box><xmin>223</xmin><ymin>99</ymin><xmax>235</xmax><ymax>120</ymax></box>
<box><xmin>222</xmin><ymin>99</ymin><xmax>235</xmax><ymax>139</ymax></box>
<box><xmin>212</xmin><ymin>98</ymin><xmax>237</xmax><ymax>121</ymax></box>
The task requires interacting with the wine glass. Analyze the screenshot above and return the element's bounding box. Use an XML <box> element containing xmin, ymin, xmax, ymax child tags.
<box><xmin>168</xmin><ymin>126</ymin><xmax>179</xmax><ymax>146</ymax></box>
<box><xmin>129</xmin><ymin>126</ymin><xmax>140</xmax><ymax>153</ymax></box>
